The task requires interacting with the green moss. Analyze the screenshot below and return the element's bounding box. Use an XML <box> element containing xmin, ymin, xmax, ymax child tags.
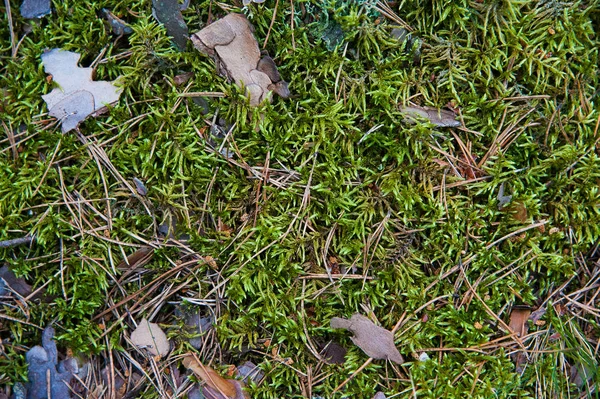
<box><xmin>1</xmin><ymin>0</ymin><xmax>599</xmax><ymax>396</ymax></box>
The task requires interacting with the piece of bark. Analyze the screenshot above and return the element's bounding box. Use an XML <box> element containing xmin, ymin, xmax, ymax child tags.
<box><xmin>191</xmin><ymin>14</ymin><xmax>289</xmax><ymax>106</ymax></box>
<box><xmin>330</xmin><ymin>313</ymin><xmax>403</xmax><ymax>363</ymax></box>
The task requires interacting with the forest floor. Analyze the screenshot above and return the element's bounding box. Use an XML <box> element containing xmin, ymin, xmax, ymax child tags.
<box><xmin>1</xmin><ymin>0</ymin><xmax>600</xmax><ymax>398</ymax></box>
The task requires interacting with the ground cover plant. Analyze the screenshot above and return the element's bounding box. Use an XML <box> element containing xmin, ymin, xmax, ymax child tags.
<box><xmin>1</xmin><ymin>0</ymin><xmax>599</xmax><ymax>397</ymax></box>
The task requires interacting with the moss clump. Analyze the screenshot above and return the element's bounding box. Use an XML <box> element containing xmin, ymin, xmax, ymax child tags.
<box><xmin>1</xmin><ymin>0</ymin><xmax>599</xmax><ymax>397</ymax></box>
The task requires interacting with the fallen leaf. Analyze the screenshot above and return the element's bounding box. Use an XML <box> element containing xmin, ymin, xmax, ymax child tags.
<box><xmin>497</xmin><ymin>182</ymin><xmax>512</xmax><ymax>209</ymax></box>
<box><xmin>133</xmin><ymin>177</ymin><xmax>148</xmax><ymax>196</ymax></box>
<box><xmin>0</xmin><ymin>265</ymin><xmax>32</xmax><ymax>297</ymax></box>
<box><xmin>173</xmin><ymin>71</ymin><xmax>194</xmax><ymax>86</ymax></box>
<box><xmin>41</xmin><ymin>49</ymin><xmax>122</xmax><ymax>133</ymax></box>
<box><xmin>183</xmin><ymin>356</ymin><xmax>249</xmax><ymax>399</ymax></box>
<box><xmin>330</xmin><ymin>313</ymin><xmax>403</xmax><ymax>363</ymax></box>
<box><xmin>20</xmin><ymin>0</ymin><xmax>51</xmax><ymax>19</ymax></box>
<box><xmin>101</xmin><ymin>8</ymin><xmax>133</xmax><ymax>36</ymax></box>
<box><xmin>24</xmin><ymin>327</ymin><xmax>75</xmax><ymax>399</ymax></box>
<box><xmin>130</xmin><ymin>318</ymin><xmax>170</xmax><ymax>357</ymax></box>
<box><xmin>570</xmin><ymin>361</ymin><xmax>596</xmax><ymax>390</ymax></box>
<box><xmin>117</xmin><ymin>246</ymin><xmax>153</xmax><ymax>270</ymax></box>
<box><xmin>185</xmin><ymin>311</ymin><xmax>214</xmax><ymax>350</ymax></box>
<box><xmin>507</xmin><ymin>201</ymin><xmax>528</xmax><ymax>223</ymax></box>
<box><xmin>236</xmin><ymin>361</ymin><xmax>264</xmax><ymax>384</ymax></box>
<box><xmin>152</xmin><ymin>0</ymin><xmax>189</xmax><ymax>50</ymax></box>
<box><xmin>372</xmin><ymin>393</ymin><xmax>387</xmax><ymax>399</ymax></box>
<box><xmin>191</xmin><ymin>14</ymin><xmax>289</xmax><ymax>106</ymax></box>
<box><xmin>318</xmin><ymin>340</ymin><xmax>347</xmax><ymax>364</ymax></box>
<box><xmin>508</xmin><ymin>306</ymin><xmax>531</xmax><ymax>337</ymax></box>
<box><xmin>529</xmin><ymin>306</ymin><xmax>546</xmax><ymax>323</ymax></box>
<box><xmin>399</xmin><ymin>105</ymin><xmax>460</xmax><ymax>127</ymax></box>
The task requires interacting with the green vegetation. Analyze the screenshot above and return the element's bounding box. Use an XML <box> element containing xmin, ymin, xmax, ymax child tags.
<box><xmin>1</xmin><ymin>0</ymin><xmax>599</xmax><ymax>397</ymax></box>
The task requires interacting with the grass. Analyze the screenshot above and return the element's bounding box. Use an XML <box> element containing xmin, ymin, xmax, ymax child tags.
<box><xmin>1</xmin><ymin>0</ymin><xmax>599</xmax><ymax>397</ymax></box>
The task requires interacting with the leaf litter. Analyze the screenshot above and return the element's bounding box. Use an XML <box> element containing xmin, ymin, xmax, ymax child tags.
<box><xmin>20</xmin><ymin>0</ymin><xmax>51</xmax><ymax>19</ymax></box>
<box><xmin>101</xmin><ymin>8</ymin><xmax>133</xmax><ymax>36</ymax></box>
<box><xmin>41</xmin><ymin>49</ymin><xmax>122</xmax><ymax>133</ymax></box>
<box><xmin>152</xmin><ymin>0</ymin><xmax>189</xmax><ymax>50</ymax></box>
<box><xmin>19</xmin><ymin>327</ymin><xmax>79</xmax><ymax>399</ymax></box>
<box><xmin>183</xmin><ymin>355</ymin><xmax>249</xmax><ymax>399</ymax></box>
<box><xmin>0</xmin><ymin>265</ymin><xmax>32</xmax><ymax>297</ymax></box>
<box><xmin>399</xmin><ymin>104</ymin><xmax>461</xmax><ymax>127</ymax></box>
<box><xmin>191</xmin><ymin>13</ymin><xmax>289</xmax><ymax>106</ymax></box>
<box><xmin>130</xmin><ymin>318</ymin><xmax>170</xmax><ymax>357</ymax></box>
<box><xmin>330</xmin><ymin>313</ymin><xmax>403</xmax><ymax>363</ymax></box>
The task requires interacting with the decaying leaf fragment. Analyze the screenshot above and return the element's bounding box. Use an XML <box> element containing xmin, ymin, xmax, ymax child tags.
<box><xmin>399</xmin><ymin>104</ymin><xmax>460</xmax><ymax>127</ymax></box>
<box><xmin>0</xmin><ymin>265</ymin><xmax>32</xmax><ymax>297</ymax></box>
<box><xmin>20</xmin><ymin>0</ymin><xmax>51</xmax><ymax>19</ymax></box>
<box><xmin>508</xmin><ymin>306</ymin><xmax>532</xmax><ymax>372</ymax></box>
<box><xmin>191</xmin><ymin>13</ymin><xmax>289</xmax><ymax>106</ymax></box>
<box><xmin>101</xmin><ymin>8</ymin><xmax>133</xmax><ymax>36</ymax></box>
<box><xmin>152</xmin><ymin>0</ymin><xmax>189</xmax><ymax>50</ymax></box>
<box><xmin>508</xmin><ymin>306</ymin><xmax>531</xmax><ymax>338</ymax></box>
<box><xmin>130</xmin><ymin>318</ymin><xmax>170</xmax><ymax>357</ymax></box>
<box><xmin>183</xmin><ymin>355</ymin><xmax>249</xmax><ymax>399</ymax></box>
<box><xmin>497</xmin><ymin>182</ymin><xmax>512</xmax><ymax>209</ymax></box>
<box><xmin>330</xmin><ymin>313</ymin><xmax>403</xmax><ymax>363</ymax></box>
<box><xmin>22</xmin><ymin>327</ymin><xmax>76</xmax><ymax>399</ymax></box>
<box><xmin>41</xmin><ymin>49</ymin><xmax>122</xmax><ymax>133</ymax></box>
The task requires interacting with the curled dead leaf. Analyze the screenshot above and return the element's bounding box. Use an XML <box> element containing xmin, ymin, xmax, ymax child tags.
<box><xmin>183</xmin><ymin>356</ymin><xmax>249</xmax><ymax>399</ymax></box>
<box><xmin>330</xmin><ymin>313</ymin><xmax>403</xmax><ymax>363</ymax></box>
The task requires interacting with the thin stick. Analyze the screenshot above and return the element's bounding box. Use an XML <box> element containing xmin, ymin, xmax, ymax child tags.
<box><xmin>263</xmin><ymin>0</ymin><xmax>280</xmax><ymax>49</ymax></box>
<box><xmin>0</xmin><ymin>235</ymin><xmax>33</xmax><ymax>249</ymax></box>
<box><xmin>177</xmin><ymin>92</ymin><xmax>226</xmax><ymax>98</ymax></box>
<box><xmin>290</xmin><ymin>0</ymin><xmax>296</xmax><ymax>50</ymax></box>
<box><xmin>333</xmin><ymin>358</ymin><xmax>373</xmax><ymax>393</ymax></box>
<box><xmin>4</xmin><ymin>0</ymin><xmax>16</xmax><ymax>57</ymax></box>
<box><xmin>485</xmin><ymin>220</ymin><xmax>548</xmax><ymax>250</ymax></box>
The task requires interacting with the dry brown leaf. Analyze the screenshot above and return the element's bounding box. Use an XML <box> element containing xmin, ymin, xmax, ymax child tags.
<box><xmin>117</xmin><ymin>246</ymin><xmax>153</xmax><ymax>270</ymax></box>
<box><xmin>507</xmin><ymin>201</ymin><xmax>528</xmax><ymax>223</ymax></box>
<box><xmin>399</xmin><ymin>105</ymin><xmax>460</xmax><ymax>127</ymax></box>
<box><xmin>183</xmin><ymin>356</ymin><xmax>249</xmax><ymax>399</ymax></box>
<box><xmin>330</xmin><ymin>313</ymin><xmax>403</xmax><ymax>363</ymax></box>
<box><xmin>41</xmin><ymin>49</ymin><xmax>122</xmax><ymax>133</ymax></box>
<box><xmin>529</xmin><ymin>306</ymin><xmax>546</xmax><ymax>323</ymax></box>
<box><xmin>319</xmin><ymin>341</ymin><xmax>347</xmax><ymax>364</ymax></box>
<box><xmin>130</xmin><ymin>318</ymin><xmax>170</xmax><ymax>357</ymax></box>
<box><xmin>0</xmin><ymin>265</ymin><xmax>32</xmax><ymax>297</ymax></box>
<box><xmin>508</xmin><ymin>307</ymin><xmax>531</xmax><ymax>337</ymax></box>
<box><xmin>191</xmin><ymin>14</ymin><xmax>289</xmax><ymax>106</ymax></box>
